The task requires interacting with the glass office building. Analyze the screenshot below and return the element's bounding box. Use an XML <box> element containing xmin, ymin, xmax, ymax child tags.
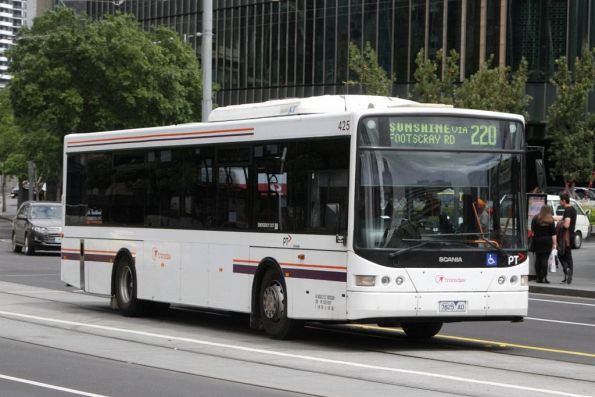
<box><xmin>77</xmin><ymin>0</ymin><xmax>594</xmax><ymax>132</ymax></box>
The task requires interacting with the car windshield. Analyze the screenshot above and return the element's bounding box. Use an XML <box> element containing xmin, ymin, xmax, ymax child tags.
<box><xmin>31</xmin><ymin>205</ymin><xmax>63</xmax><ymax>220</ymax></box>
<box><xmin>355</xmin><ymin>116</ymin><xmax>525</xmax><ymax>255</ymax></box>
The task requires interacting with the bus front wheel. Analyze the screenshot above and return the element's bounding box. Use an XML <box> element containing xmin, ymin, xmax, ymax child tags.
<box><xmin>259</xmin><ymin>270</ymin><xmax>302</xmax><ymax>339</ymax></box>
<box><xmin>401</xmin><ymin>322</ymin><xmax>443</xmax><ymax>339</ymax></box>
<box><xmin>115</xmin><ymin>257</ymin><xmax>143</xmax><ymax>316</ymax></box>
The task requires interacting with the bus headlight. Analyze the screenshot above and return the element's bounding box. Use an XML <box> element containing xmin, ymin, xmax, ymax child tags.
<box><xmin>498</xmin><ymin>275</ymin><xmax>506</xmax><ymax>285</ymax></box>
<box><xmin>355</xmin><ymin>275</ymin><xmax>376</xmax><ymax>286</ymax></box>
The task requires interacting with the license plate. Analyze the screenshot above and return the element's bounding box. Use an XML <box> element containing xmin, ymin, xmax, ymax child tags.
<box><xmin>439</xmin><ymin>301</ymin><xmax>467</xmax><ymax>313</ymax></box>
<box><xmin>54</xmin><ymin>237</ymin><xmax>62</xmax><ymax>244</ymax></box>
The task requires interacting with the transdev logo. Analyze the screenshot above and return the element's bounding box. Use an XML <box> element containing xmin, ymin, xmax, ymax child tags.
<box><xmin>152</xmin><ymin>248</ymin><xmax>172</xmax><ymax>261</ymax></box>
<box><xmin>435</xmin><ymin>275</ymin><xmax>466</xmax><ymax>284</ymax></box>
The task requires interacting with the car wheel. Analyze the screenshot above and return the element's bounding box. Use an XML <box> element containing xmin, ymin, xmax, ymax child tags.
<box><xmin>573</xmin><ymin>231</ymin><xmax>582</xmax><ymax>249</ymax></box>
<box><xmin>23</xmin><ymin>233</ymin><xmax>35</xmax><ymax>256</ymax></box>
<box><xmin>11</xmin><ymin>233</ymin><xmax>21</xmax><ymax>253</ymax></box>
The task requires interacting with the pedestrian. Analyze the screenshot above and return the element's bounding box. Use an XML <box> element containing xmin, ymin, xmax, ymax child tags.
<box><xmin>555</xmin><ymin>193</ymin><xmax>577</xmax><ymax>284</ymax></box>
<box><xmin>530</xmin><ymin>206</ymin><xmax>556</xmax><ymax>283</ymax></box>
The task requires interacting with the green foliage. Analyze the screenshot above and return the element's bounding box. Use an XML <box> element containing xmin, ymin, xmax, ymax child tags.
<box><xmin>345</xmin><ymin>42</ymin><xmax>393</xmax><ymax>96</ymax></box>
<box><xmin>412</xmin><ymin>48</ymin><xmax>459</xmax><ymax>104</ymax></box>
<box><xmin>7</xmin><ymin>7</ymin><xmax>202</xmax><ymax>181</ymax></box>
<box><xmin>412</xmin><ymin>50</ymin><xmax>531</xmax><ymax>118</ymax></box>
<box><xmin>0</xmin><ymin>89</ymin><xmax>26</xmax><ymax>178</ymax></box>
<box><xmin>454</xmin><ymin>56</ymin><xmax>531</xmax><ymax>118</ymax></box>
<box><xmin>546</xmin><ymin>50</ymin><xmax>595</xmax><ymax>184</ymax></box>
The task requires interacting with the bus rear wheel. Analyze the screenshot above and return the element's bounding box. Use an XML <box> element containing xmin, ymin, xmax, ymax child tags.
<box><xmin>401</xmin><ymin>322</ymin><xmax>443</xmax><ymax>339</ymax></box>
<box><xmin>115</xmin><ymin>257</ymin><xmax>143</xmax><ymax>316</ymax></box>
<box><xmin>259</xmin><ymin>270</ymin><xmax>302</xmax><ymax>339</ymax></box>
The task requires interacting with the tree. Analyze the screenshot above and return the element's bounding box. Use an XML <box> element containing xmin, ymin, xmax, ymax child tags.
<box><xmin>7</xmin><ymin>7</ymin><xmax>203</xmax><ymax>197</ymax></box>
<box><xmin>453</xmin><ymin>56</ymin><xmax>531</xmax><ymax>118</ymax></box>
<box><xmin>412</xmin><ymin>50</ymin><xmax>531</xmax><ymax>118</ymax></box>
<box><xmin>0</xmin><ymin>89</ymin><xmax>26</xmax><ymax>211</ymax></box>
<box><xmin>546</xmin><ymin>50</ymin><xmax>595</xmax><ymax>185</ymax></box>
<box><xmin>412</xmin><ymin>48</ymin><xmax>459</xmax><ymax>104</ymax></box>
<box><xmin>345</xmin><ymin>41</ymin><xmax>393</xmax><ymax>96</ymax></box>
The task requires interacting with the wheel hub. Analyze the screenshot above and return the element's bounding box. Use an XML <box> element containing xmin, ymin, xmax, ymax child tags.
<box><xmin>262</xmin><ymin>282</ymin><xmax>285</xmax><ymax>321</ymax></box>
<box><xmin>119</xmin><ymin>267</ymin><xmax>133</xmax><ymax>303</ymax></box>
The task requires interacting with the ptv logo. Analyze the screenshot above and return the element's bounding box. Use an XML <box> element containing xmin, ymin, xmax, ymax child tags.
<box><xmin>507</xmin><ymin>252</ymin><xmax>527</xmax><ymax>265</ymax></box>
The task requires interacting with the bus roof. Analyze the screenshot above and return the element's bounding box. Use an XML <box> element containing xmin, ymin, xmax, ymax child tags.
<box><xmin>208</xmin><ymin>95</ymin><xmax>431</xmax><ymax>122</ymax></box>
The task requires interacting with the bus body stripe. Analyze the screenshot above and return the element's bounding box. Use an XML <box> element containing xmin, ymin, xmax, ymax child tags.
<box><xmin>67</xmin><ymin>128</ymin><xmax>255</xmax><ymax>148</ymax></box>
<box><xmin>233</xmin><ymin>263</ymin><xmax>346</xmax><ymax>282</ymax></box>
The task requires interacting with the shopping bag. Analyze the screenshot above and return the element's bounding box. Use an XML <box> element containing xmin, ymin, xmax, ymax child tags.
<box><xmin>548</xmin><ymin>249</ymin><xmax>557</xmax><ymax>273</ymax></box>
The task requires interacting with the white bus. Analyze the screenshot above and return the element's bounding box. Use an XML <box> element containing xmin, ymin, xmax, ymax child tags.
<box><xmin>62</xmin><ymin>95</ymin><xmax>529</xmax><ymax>339</ymax></box>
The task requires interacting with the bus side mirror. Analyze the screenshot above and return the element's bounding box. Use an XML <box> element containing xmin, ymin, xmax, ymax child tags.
<box><xmin>535</xmin><ymin>159</ymin><xmax>546</xmax><ymax>191</ymax></box>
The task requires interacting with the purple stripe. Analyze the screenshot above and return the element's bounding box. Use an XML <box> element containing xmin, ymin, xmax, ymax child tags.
<box><xmin>234</xmin><ymin>264</ymin><xmax>257</xmax><ymax>275</ymax></box>
<box><xmin>61</xmin><ymin>252</ymin><xmax>80</xmax><ymax>261</ymax></box>
<box><xmin>233</xmin><ymin>264</ymin><xmax>346</xmax><ymax>282</ymax></box>
<box><xmin>85</xmin><ymin>254</ymin><xmax>115</xmax><ymax>263</ymax></box>
<box><xmin>283</xmin><ymin>268</ymin><xmax>347</xmax><ymax>282</ymax></box>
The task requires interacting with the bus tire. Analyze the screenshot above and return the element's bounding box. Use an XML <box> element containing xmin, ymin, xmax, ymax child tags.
<box><xmin>114</xmin><ymin>256</ymin><xmax>143</xmax><ymax>316</ymax></box>
<box><xmin>401</xmin><ymin>322</ymin><xmax>443</xmax><ymax>339</ymax></box>
<box><xmin>259</xmin><ymin>270</ymin><xmax>302</xmax><ymax>339</ymax></box>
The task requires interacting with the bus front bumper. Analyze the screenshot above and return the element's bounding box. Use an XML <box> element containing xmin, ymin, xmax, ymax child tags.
<box><xmin>346</xmin><ymin>291</ymin><xmax>528</xmax><ymax>321</ymax></box>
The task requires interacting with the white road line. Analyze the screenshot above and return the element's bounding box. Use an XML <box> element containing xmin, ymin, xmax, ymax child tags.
<box><xmin>6</xmin><ymin>290</ymin><xmax>66</xmax><ymax>294</ymax></box>
<box><xmin>1</xmin><ymin>274</ymin><xmax>60</xmax><ymax>277</ymax></box>
<box><xmin>0</xmin><ymin>373</ymin><xmax>109</xmax><ymax>397</ymax></box>
<box><xmin>526</xmin><ymin>317</ymin><xmax>595</xmax><ymax>328</ymax></box>
<box><xmin>0</xmin><ymin>310</ymin><xmax>590</xmax><ymax>397</ymax></box>
<box><xmin>530</xmin><ymin>298</ymin><xmax>595</xmax><ymax>307</ymax></box>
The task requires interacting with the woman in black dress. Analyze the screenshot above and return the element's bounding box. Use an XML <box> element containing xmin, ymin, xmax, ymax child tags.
<box><xmin>531</xmin><ymin>206</ymin><xmax>557</xmax><ymax>283</ymax></box>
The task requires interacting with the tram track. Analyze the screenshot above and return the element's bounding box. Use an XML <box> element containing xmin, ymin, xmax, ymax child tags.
<box><xmin>0</xmin><ymin>287</ymin><xmax>594</xmax><ymax>397</ymax></box>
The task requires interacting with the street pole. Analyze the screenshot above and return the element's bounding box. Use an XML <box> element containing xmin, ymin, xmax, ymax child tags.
<box><xmin>27</xmin><ymin>161</ymin><xmax>35</xmax><ymax>202</ymax></box>
<box><xmin>201</xmin><ymin>0</ymin><xmax>212</xmax><ymax>122</ymax></box>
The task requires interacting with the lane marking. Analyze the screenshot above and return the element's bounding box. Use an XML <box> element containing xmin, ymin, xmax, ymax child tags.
<box><xmin>0</xmin><ymin>373</ymin><xmax>109</xmax><ymax>397</ymax></box>
<box><xmin>6</xmin><ymin>290</ymin><xmax>66</xmax><ymax>294</ymax></box>
<box><xmin>530</xmin><ymin>298</ymin><xmax>595</xmax><ymax>307</ymax></box>
<box><xmin>1</xmin><ymin>274</ymin><xmax>60</xmax><ymax>277</ymax></box>
<box><xmin>0</xmin><ymin>310</ymin><xmax>591</xmax><ymax>397</ymax></box>
<box><xmin>352</xmin><ymin>324</ymin><xmax>595</xmax><ymax>359</ymax></box>
<box><xmin>526</xmin><ymin>317</ymin><xmax>595</xmax><ymax>328</ymax></box>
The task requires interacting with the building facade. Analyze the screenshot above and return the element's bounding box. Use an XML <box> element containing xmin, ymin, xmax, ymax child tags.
<box><xmin>0</xmin><ymin>0</ymin><xmax>24</xmax><ymax>87</ymax></box>
<box><xmin>81</xmin><ymin>1</ymin><xmax>594</xmax><ymax>131</ymax></box>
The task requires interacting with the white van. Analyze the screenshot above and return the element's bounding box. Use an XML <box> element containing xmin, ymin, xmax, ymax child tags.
<box><xmin>546</xmin><ymin>195</ymin><xmax>592</xmax><ymax>249</ymax></box>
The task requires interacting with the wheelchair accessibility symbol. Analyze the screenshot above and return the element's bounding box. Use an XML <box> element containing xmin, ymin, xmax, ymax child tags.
<box><xmin>486</xmin><ymin>253</ymin><xmax>498</xmax><ymax>267</ymax></box>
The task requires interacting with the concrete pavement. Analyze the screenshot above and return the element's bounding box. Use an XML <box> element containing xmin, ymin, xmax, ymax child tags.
<box><xmin>2</xmin><ymin>195</ymin><xmax>594</xmax><ymax>298</ymax></box>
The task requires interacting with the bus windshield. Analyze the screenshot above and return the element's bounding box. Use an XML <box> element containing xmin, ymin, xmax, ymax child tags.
<box><xmin>356</xmin><ymin>116</ymin><xmax>525</xmax><ymax>256</ymax></box>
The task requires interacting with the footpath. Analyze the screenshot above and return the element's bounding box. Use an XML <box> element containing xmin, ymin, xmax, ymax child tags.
<box><xmin>2</xmin><ymin>195</ymin><xmax>594</xmax><ymax>298</ymax></box>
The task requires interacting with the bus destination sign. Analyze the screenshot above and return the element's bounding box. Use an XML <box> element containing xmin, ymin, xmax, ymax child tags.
<box><xmin>388</xmin><ymin>117</ymin><xmax>504</xmax><ymax>148</ymax></box>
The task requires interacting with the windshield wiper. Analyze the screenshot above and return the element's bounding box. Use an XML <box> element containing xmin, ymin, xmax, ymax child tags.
<box><xmin>473</xmin><ymin>236</ymin><xmax>511</xmax><ymax>259</ymax></box>
<box><xmin>389</xmin><ymin>236</ymin><xmax>511</xmax><ymax>258</ymax></box>
<box><xmin>389</xmin><ymin>238</ymin><xmax>479</xmax><ymax>257</ymax></box>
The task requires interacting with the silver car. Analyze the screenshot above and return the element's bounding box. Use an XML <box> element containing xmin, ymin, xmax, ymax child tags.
<box><xmin>11</xmin><ymin>202</ymin><xmax>63</xmax><ymax>255</ymax></box>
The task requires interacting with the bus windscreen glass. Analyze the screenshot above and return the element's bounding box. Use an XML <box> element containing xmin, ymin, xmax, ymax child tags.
<box><xmin>355</xmin><ymin>116</ymin><xmax>525</xmax><ymax>268</ymax></box>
